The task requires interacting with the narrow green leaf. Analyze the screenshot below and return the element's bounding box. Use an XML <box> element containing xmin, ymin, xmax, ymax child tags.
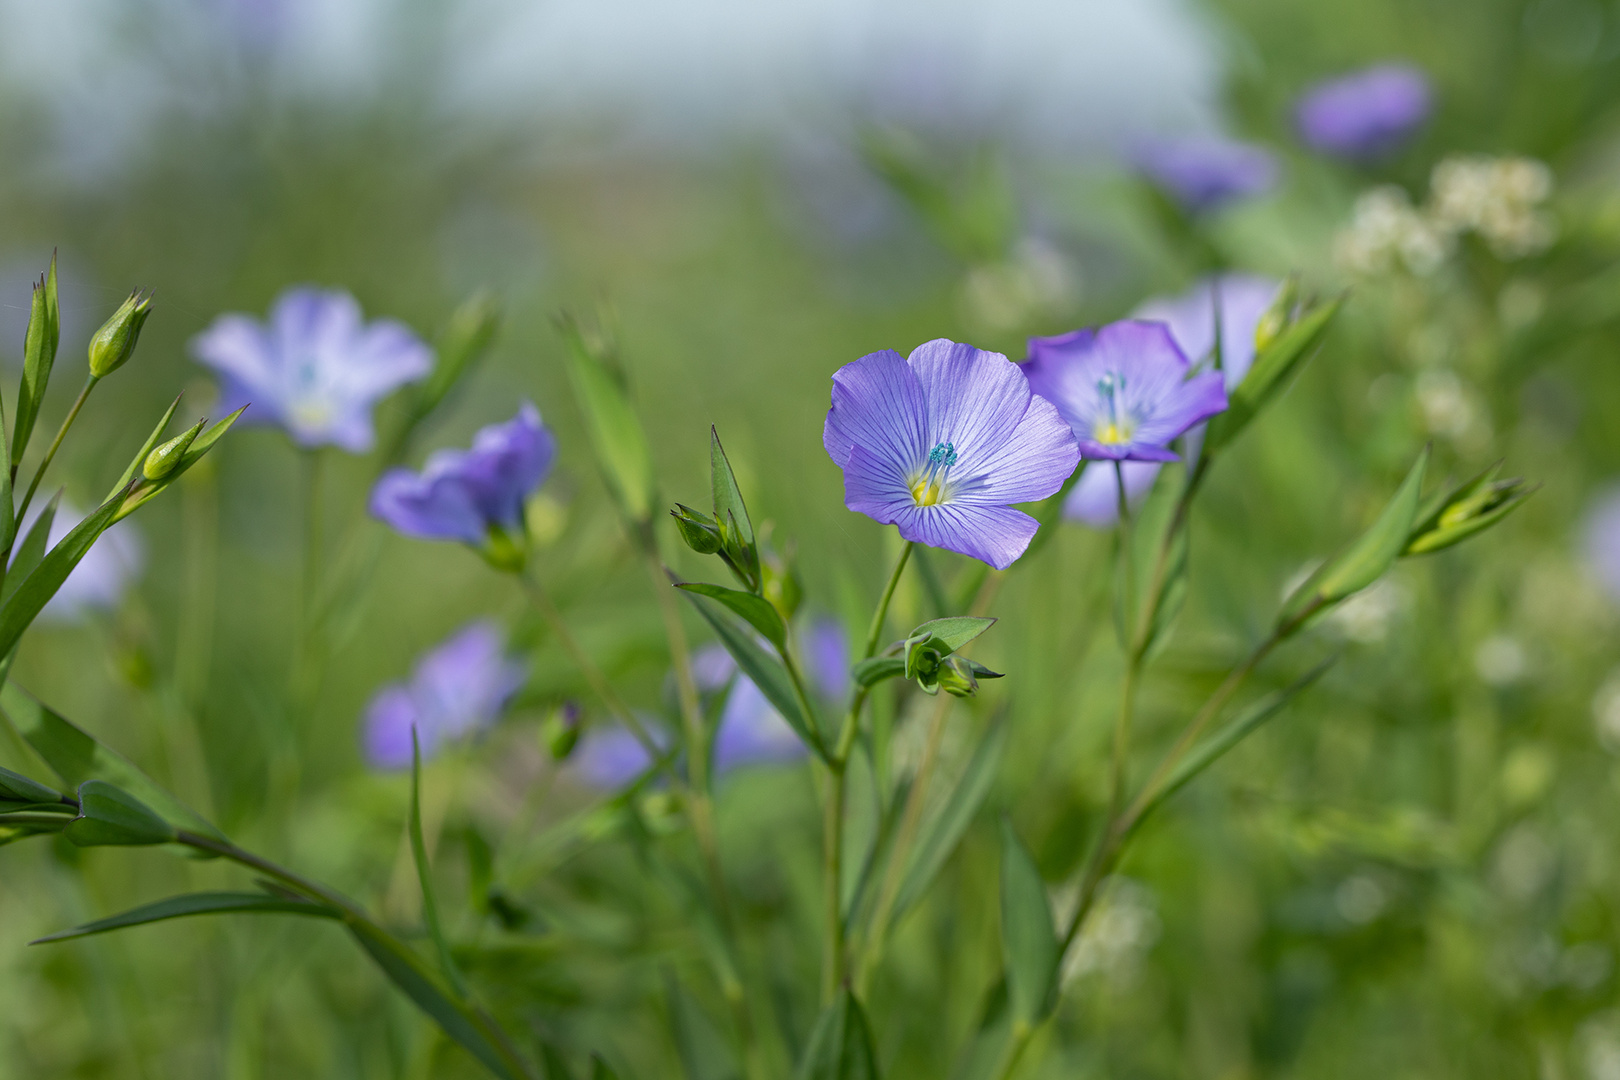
<box><xmin>667</xmin><ymin>977</ymin><xmax>739</xmax><ymax>1080</ymax></box>
<box><xmin>1139</xmin><ymin>654</ymin><xmax>1337</xmax><ymax>827</ymax></box>
<box><xmin>999</xmin><ymin>818</ymin><xmax>1059</xmax><ymax>1024</ymax></box>
<box><xmin>675</xmin><ymin>583</ymin><xmax>786</xmax><ymax>650</ymax></box>
<box><xmin>348</xmin><ymin>918</ymin><xmax>526</xmax><ymax>1080</ymax></box>
<box><xmin>418</xmin><ymin>290</ymin><xmax>500</xmax><ymax>419</ymax></box>
<box><xmin>709</xmin><ymin>427</ymin><xmax>754</xmax><ymax>550</ymax></box>
<box><xmin>13</xmin><ymin>255</ymin><xmax>59</xmax><ymax>469</ymax></box>
<box><xmin>795</xmin><ymin>989</ymin><xmax>880</xmax><ymax>1080</ymax></box>
<box><xmin>561</xmin><ymin>318</ymin><xmax>656</xmax><ymax>524</ymax></box>
<box><xmin>0</xmin><ymin>493</ymin><xmax>122</xmax><ymax>658</ymax></box>
<box><xmin>1278</xmin><ymin>448</ymin><xmax>1428</xmax><ymax>632</ymax></box>
<box><xmin>851</xmin><ymin>657</ymin><xmax>906</xmax><ymax>688</ymax></box>
<box><xmin>681</xmin><ymin>589</ymin><xmax>826</xmax><ymax>760</ymax></box>
<box><xmin>108</xmin><ymin>394</ymin><xmax>182</xmax><ymax>499</ymax></box>
<box><xmin>63</xmin><ymin>779</ymin><xmax>177</xmax><ymax>846</ymax></box>
<box><xmin>0</xmin><ymin>764</ymin><xmax>59</xmax><ymax>803</ymax></box>
<box><xmin>0</xmin><ymin>681</ymin><xmax>223</xmax><ymax>839</ymax></box>
<box><xmin>30</xmin><ymin>891</ymin><xmax>340</xmax><ymax>944</ymax></box>
<box><xmin>892</xmin><ymin>719</ymin><xmax>1007</xmax><ymax>922</ymax></box>
<box><xmin>1</xmin><ymin>491</ymin><xmax>59</xmax><ymax>609</ymax></box>
<box><xmin>1205</xmin><ymin>293</ymin><xmax>1344</xmax><ymax>454</ymax></box>
<box><xmin>906</xmin><ymin>616</ymin><xmax>996</xmax><ymax>656</ymax></box>
<box><xmin>411</xmin><ymin>729</ymin><xmax>467</xmax><ymax>997</ymax></box>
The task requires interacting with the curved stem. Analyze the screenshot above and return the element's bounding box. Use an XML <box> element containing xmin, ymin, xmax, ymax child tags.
<box><xmin>863</xmin><ymin>542</ymin><xmax>915</xmax><ymax>660</ymax></box>
<box><xmin>15</xmin><ymin>375</ymin><xmax>96</xmax><ymax>528</ymax></box>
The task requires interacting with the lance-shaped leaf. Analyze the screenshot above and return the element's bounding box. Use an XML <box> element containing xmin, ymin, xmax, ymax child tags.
<box><xmin>63</xmin><ymin>779</ymin><xmax>177</xmax><ymax>846</ymax></box>
<box><xmin>681</xmin><ymin>588</ymin><xmax>826</xmax><ymax>759</ymax></box>
<box><xmin>417</xmin><ymin>290</ymin><xmax>500</xmax><ymax>419</ymax></box>
<box><xmin>13</xmin><ymin>254</ymin><xmax>59</xmax><ymax>469</ymax></box>
<box><xmin>1404</xmin><ymin>461</ymin><xmax>1538</xmax><ymax>556</ymax></box>
<box><xmin>891</xmin><ymin>719</ymin><xmax>1006</xmax><ymax>923</ymax></box>
<box><xmin>348</xmin><ymin>918</ymin><xmax>528</xmax><ymax>1080</ymax></box>
<box><xmin>1277</xmin><ymin>448</ymin><xmax>1428</xmax><ymax>634</ymax></box>
<box><xmin>0</xmin><ymin>764</ymin><xmax>59</xmax><ymax>803</ymax></box>
<box><xmin>851</xmin><ymin>657</ymin><xmax>906</xmax><ymax>689</ymax></box>
<box><xmin>411</xmin><ymin>730</ymin><xmax>467</xmax><ymax>997</ymax></box>
<box><xmin>561</xmin><ymin>316</ymin><xmax>656</xmax><ymax>525</ymax></box>
<box><xmin>113</xmin><ymin>405</ymin><xmax>248</xmax><ymax>522</ymax></box>
<box><xmin>0</xmin><ymin>681</ymin><xmax>223</xmax><ymax>839</ymax></box>
<box><xmin>31</xmin><ymin>891</ymin><xmax>341</xmax><ymax>944</ymax></box>
<box><xmin>675</xmin><ymin>582</ymin><xmax>786</xmax><ymax>650</ymax></box>
<box><xmin>1205</xmin><ymin>293</ymin><xmax>1344</xmax><ymax>455</ymax></box>
<box><xmin>0</xmin><ymin>494</ymin><xmax>122</xmax><ymax>659</ymax></box>
<box><xmin>1</xmin><ymin>492</ymin><xmax>59</xmax><ymax>608</ymax></box>
<box><xmin>709</xmin><ymin>428</ymin><xmax>759</xmax><ymax>590</ymax></box>
<box><xmin>1135</xmin><ymin>654</ymin><xmax>1337</xmax><ymax>831</ymax></box>
<box><xmin>796</xmin><ymin>989</ymin><xmax>881</xmax><ymax>1080</ymax></box>
<box><xmin>106</xmin><ymin>395</ymin><xmax>183</xmax><ymax>500</ymax></box>
<box><xmin>999</xmin><ymin>818</ymin><xmax>1059</xmax><ymax>1025</ymax></box>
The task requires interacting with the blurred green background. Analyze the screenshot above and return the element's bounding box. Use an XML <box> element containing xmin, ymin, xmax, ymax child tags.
<box><xmin>4</xmin><ymin>0</ymin><xmax>1620</xmax><ymax>1076</ymax></box>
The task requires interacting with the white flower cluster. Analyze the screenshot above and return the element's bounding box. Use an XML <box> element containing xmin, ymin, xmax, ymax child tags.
<box><xmin>1335</xmin><ymin>155</ymin><xmax>1556</xmax><ymax>276</ymax></box>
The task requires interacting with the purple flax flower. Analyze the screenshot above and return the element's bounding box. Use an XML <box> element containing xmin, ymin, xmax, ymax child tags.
<box><xmin>1295</xmin><ymin>64</ymin><xmax>1432</xmax><ymax>160</ymax></box>
<box><xmin>370</xmin><ymin>404</ymin><xmax>556</xmax><ymax>545</ymax></box>
<box><xmin>16</xmin><ymin>502</ymin><xmax>144</xmax><ymax>623</ymax></box>
<box><xmin>1064</xmin><ymin>276</ymin><xmax>1279</xmax><ymax>527</ymax></box>
<box><xmin>191</xmin><ymin>287</ymin><xmax>432</xmax><ymax>452</ymax></box>
<box><xmin>1133</xmin><ymin>136</ymin><xmax>1279</xmax><ymax>214</ymax></box>
<box><xmin>1024</xmin><ymin>321</ymin><xmax>1227</xmax><ymax>465</ymax></box>
<box><xmin>362</xmin><ymin>621</ymin><xmax>525</xmax><ymax>771</ymax></box>
<box><xmin>823</xmin><ymin>340</ymin><xmax>1079</xmax><ymax>571</ymax></box>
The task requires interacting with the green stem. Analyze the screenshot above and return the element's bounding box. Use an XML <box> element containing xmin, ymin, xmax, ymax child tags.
<box><xmin>1107</xmin><ymin>462</ymin><xmax>1138</xmax><ymax>825</ymax></box>
<box><xmin>15</xmin><ymin>374</ymin><xmax>97</xmax><ymax>528</ymax></box>
<box><xmin>863</xmin><ymin>542</ymin><xmax>915</xmax><ymax>660</ymax></box>
<box><xmin>175</xmin><ymin>830</ymin><xmax>536</xmax><ymax>1080</ymax></box>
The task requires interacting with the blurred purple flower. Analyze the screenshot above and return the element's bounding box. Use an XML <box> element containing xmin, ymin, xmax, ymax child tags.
<box><xmin>572</xmin><ymin>721</ymin><xmax>669</xmax><ymax>788</ymax></box>
<box><xmin>362</xmin><ymin>620</ymin><xmax>525</xmax><ymax>771</ymax></box>
<box><xmin>370</xmin><ymin>404</ymin><xmax>556</xmax><ymax>545</ymax></box>
<box><xmin>1063</xmin><ymin>276</ymin><xmax>1279</xmax><ymax>527</ymax></box>
<box><xmin>18</xmin><ymin>502</ymin><xmax>144</xmax><ymax>623</ymax></box>
<box><xmin>694</xmin><ymin>618</ymin><xmax>851</xmax><ymax>774</ymax></box>
<box><xmin>1296</xmin><ymin>64</ymin><xmax>1432</xmax><ymax>160</ymax></box>
<box><xmin>824</xmin><ymin>340</ymin><xmax>1079</xmax><ymax>570</ymax></box>
<box><xmin>1132</xmin><ymin>274</ymin><xmax>1282</xmax><ymax>388</ymax></box>
<box><xmin>1133</xmin><ymin>135</ymin><xmax>1279</xmax><ymax>214</ymax></box>
<box><xmin>1024</xmin><ymin>321</ymin><xmax>1227</xmax><ymax>465</ymax></box>
<box><xmin>191</xmin><ymin>287</ymin><xmax>432</xmax><ymax>452</ymax></box>
<box><xmin>1583</xmin><ymin>487</ymin><xmax>1620</xmax><ymax>602</ymax></box>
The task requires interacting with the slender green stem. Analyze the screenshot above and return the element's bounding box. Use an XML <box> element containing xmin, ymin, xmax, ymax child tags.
<box><xmin>518</xmin><ymin>569</ymin><xmax>666</xmax><ymax>769</ymax></box>
<box><xmin>1107</xmin><ymin>462</ymin><xmax>1139</xmax><ymax>825</ymax></box>
<box><xmin>863</xmin><ymin>541</ymin><xmax>915</xmax><ymax>660</ymax></box>
<box><xmin>15</xmin><ymin>374</ymin><xmax>97</xmax><ymax>528</ymax></box>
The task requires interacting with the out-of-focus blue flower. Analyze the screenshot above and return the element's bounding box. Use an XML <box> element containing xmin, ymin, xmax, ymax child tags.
<box><xmin>1582</xmin><ymin>487</ymin><xmax>1620</xmax><ymax>602</ymax></box>
<box><xmin>1133</xmin><ymin>135</ymin><xmax>1279</xmax><ymax>214</ymax></box>
<box><xmin>1132</xmin><ymin>274</ymin><xmax>1281</xmax><ymax>387</ymax></box>
<box><xmin>1063</xmin><ymin>276</ymin><xmax>1279</xmax><ymax>527</ymax></box>
<box><xmin>191</xmin><ymin>287</ymin><xmax>432</xmax><ymax>452</ymax></box>
<box><xmin>19</xmin><ymin>502</ymin><xmax>144</xmax><ymax>623</ymax></box>
<box><xmin>1295</xmin><ymin>64</ymin><xmax>1432</xmax><ymax>160</ymax></box>
<box><xmin>1024</xmin><ymin>321</ymin><xmax>1227</xmax><ymax>465</ymax></box>
<box><xmin>370</xmin><ymin>404</ymin><xmax>556</xmax><ymax>546</ymax></box>
<box><xmin>824</xmin><ymin>340</ymin><xmax>1079</xmax><ymax>570</ymax></box>
<box><xmin>572</xmin><ymin>721</ymin><xmax>669</xmax><ymax>789</ymax></box>
<box><xmin>694</xmin><ymin>618</ymin><xmax>850</xmax><ymax>774</ymax></box>
<box><xmin>362</xmin><ymin>620</ymin><xmax>525</xmax><ymax>771</ymax></box>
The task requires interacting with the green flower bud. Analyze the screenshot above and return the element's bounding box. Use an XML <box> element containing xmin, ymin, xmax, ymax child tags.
<box><xmin>480</xmin><ymin>526</ymin><xmax>527</xmax><ymax>574</ymax></box>
<box><xmin>141</xmin><ymin>419</ymin><xmax>206</xmax><ymax>482</ymax></box>
<box><xmin>1404</xmin><ymin>463</ymin><xmax>1538</xmax><ymax>556</ymax></box>
<box><xmin>87</xmin><ymin>290</ymin><xmax>153</xmax><ymax>379</ymax></box>
<box><xmin>671</xmin><ymin>503</ymin><xmax>723</xmax><ymax>554</ymax></box>
<box><xmin>1252</xmin><ymin>274</ymin><xmax>1301</xmax><ymax>355</ymax></box>
<box><xmin>541</xmin><ymin>702</ymin><xmax>582</xmax><ymax>761</ymax></box>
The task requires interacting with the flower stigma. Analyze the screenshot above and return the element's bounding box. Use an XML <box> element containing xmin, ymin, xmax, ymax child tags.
<box><xmin>911</xmin><ymin>441</ymin><xmax>957</xmax><ymax>506</ymax></box>
<box><xmin>1093</xmin><ymin>372</ymin><xmax>1134</xmax><ymax>446</ymax></box>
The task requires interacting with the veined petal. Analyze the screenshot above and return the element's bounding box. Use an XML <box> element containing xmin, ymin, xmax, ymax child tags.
<box><xmin>1129</xmin><ymin>370</ymin><xmax>1228</xmax><ymax>449</ymax></box>
<box><xmin>890</xmin><ymin>503</ymin><xmax>1040</xmax><ymax>571</ymax></box>
<box><xmin>824</xmin><ymin>349</ymin><xmax>929</xmax><ymax>472</ymax></box>
<box><xmin>843</xmin><ymin>443</ymin><xmax>919</xmax><ymax>522</ymax></box>
<box><xmin>370</xmin><ymin>467</ymin><xmax>486</xmax><ymax>544</ymax></box>
<box><xmin>906</xmin><ymin>339</ymin><xmax>1032</xmax><ymax>467</ymax></box>
<box><xmin>953</xmin><ymin>389</ymin><xmax>1079</xmax><ymax>505</ymax></box>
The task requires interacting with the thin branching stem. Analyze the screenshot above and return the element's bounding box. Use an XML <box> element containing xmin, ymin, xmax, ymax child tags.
<box><xmin>15</xmin><ymin>374</ymin><xmax>97</xmax><ymax>529</ymax></box>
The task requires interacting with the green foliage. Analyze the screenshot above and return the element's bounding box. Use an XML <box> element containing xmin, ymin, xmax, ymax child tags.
<box><xmin>998</xmin><ymin>819</ymin><xmax>1059</xmax><ymax>1026</ymax></box>
<box><xmin>796</xmin><ymin>990</ymin><xmax>880</xmax><ymax>1080</ymax></box>
<box><xmin>30</xmin><ymin>891</ymin><xmax>341</xmax><ymax>944</ymax></box>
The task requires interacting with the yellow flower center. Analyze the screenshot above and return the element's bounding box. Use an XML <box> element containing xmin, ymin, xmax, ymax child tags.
<box><xmin>911</xmin><ymin>441</ymin><xmax>957</xmax><ymax>507</ymax></box>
